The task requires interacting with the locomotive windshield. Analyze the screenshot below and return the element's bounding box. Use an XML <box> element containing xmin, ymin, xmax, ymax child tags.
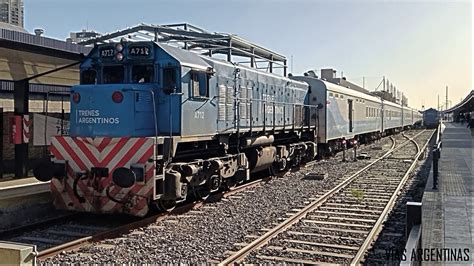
<box><xmin>81</xmin><ymin>69</ymin><xmax>96</xmax><ymax>84</ymax></box>
<box><xmin>132</xmin><ymin>64</ymin><xmax>154</xmax><ymax>83</ymax></box>
<box><xmin>103</xmin><ymin>65</ymin><xmax>124</xmax><ymax>84</ymax></box>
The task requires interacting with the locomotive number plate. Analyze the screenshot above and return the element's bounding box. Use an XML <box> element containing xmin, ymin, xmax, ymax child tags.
<box><xmin>129</xmin><ymin>46</ymin><xmax>151</xmax><ymax>56</ymax></box>
<box><xmin>100</xmin><ymin>47</ymin><xmax>115</xmax><ymax>58</ymax></box>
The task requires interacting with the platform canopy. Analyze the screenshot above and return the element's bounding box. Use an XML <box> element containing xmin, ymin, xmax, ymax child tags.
<box><xmin>80</xmin><ymin>23</ymin><xmax>288</xmax><ymax>76</ymax></box>
<box><xmin>444</xmin><ymin>90</ymin><xmax>474</xmax><ymax>114</ymax></box>
<box><xmin>0</xmin><ymin>28</ymin><xmax>91</xmax><ymax>86</ymax></box>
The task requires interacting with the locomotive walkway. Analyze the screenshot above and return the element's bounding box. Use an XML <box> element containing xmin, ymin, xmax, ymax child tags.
<box><xmin>422</xmin><ymin>122</ymin><xmax>473</xmax><ymax>265</ymax></box>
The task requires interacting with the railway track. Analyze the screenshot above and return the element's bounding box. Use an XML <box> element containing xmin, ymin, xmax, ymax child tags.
<box><xmin>3</xmin><ymin>130</ymin><xmax>427</xmax><ymax>263</ymax></box>
<box><xmin>0</xmin><ymin>178</ymin><xmax>266</xmax><ymax>260</ymax></box>
<box><xmin>221</xmin><ymin>129</ymin><xmax>434</xmax><ymax>264</ymax></box>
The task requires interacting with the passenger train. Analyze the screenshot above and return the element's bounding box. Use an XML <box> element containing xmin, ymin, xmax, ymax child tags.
<box><xmin>291</xmin><ymin>75</ymin><xmax>422</xmax><ymax>154</ymax></box>
<box><xmin>34</xmin><ymin>40</ymin><xmax>421</xmax><ymax>216</ymax></box>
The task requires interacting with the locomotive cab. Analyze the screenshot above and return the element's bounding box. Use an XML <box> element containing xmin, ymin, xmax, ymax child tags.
<box><xmin>71</xmin><ymin>42</ymin><xmax>185</xmax><ymax>137</ymax></box>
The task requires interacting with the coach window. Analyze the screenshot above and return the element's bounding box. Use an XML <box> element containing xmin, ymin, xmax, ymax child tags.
<box><xmin>329</xmin><ymin>92</ymin><xmax>333</xmax><ymax>97</ymax></box>
<box><xmin>81</xmin><ymin>69</ymin><xmax>96</xmax><ymax>84</ymax></box>
<box><xmin>190</xmin><ymin>71</ymin><xmax>209</xmax><ymax>98</ymax></box>
<box><xmin>132</xmin><ymin>64</ymin><xmax>154</xmax><ymax>83</ymax></box>
<box><xmin>103</xmin><ymin>65</ymin><xmax>124</xmax><ymax>84</ymax></box>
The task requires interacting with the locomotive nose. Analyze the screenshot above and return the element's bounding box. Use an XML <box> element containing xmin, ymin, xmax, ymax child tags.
<box><xmin>70</xmin><ymin>85</ymin><xmax>157</xmax><ymax>137</ymax></box>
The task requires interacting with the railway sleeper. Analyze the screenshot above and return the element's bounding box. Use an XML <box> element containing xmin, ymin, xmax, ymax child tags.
<box><xmin>331</xmin><ymin>198</ymin><xmax>390</xmax><ymax>206</ymax></box>
<box><xmin>313</xmin><ymin>210</ymin><xmax>379</xmax><ymax>219</ymax></box>
<box><xmin>265</xmin><ymin>246</ymin><xmax>354</xmax><ymax>259</ymax></box>
<box><xmin>256</xmin><ymin>255</ymin><xmax>328</xmax><ymax>265</ymax></box>
<box><xmin>323</xmin><ymin>202</ymin><xmax>386</xmax><ymax>210</ymax></box>
<box><xmin>338</xmin><ymin>191</ymin><xmax>392</xmax><ymax>201</ymax></box>
<box><xmin>306</xmin><ymin>215</ymin><xmax>377</xmax><ymax>224</ymax></box>
<box><xmin>319</xmin><ymin>206</ymin><xmax>381</xmax><ymax>214</ymax></box>
<box><xmin>295</xmin><ymin>225</ymin><xmax>369</xmax><ymax>235</ymax></box>
<box><xmin>283</xmin><ymin>239</ymin><xmax>360</xmax><ymax>251</ymax></box>
<box><xmin>301</xmin><ymin>219</ymin><xmax>373</xmax><ymax>229</ymax></box>
<box><xmin>285</xmin><ymin>230</ymin><xmax>365</xmax><ymax>242</ymax></box>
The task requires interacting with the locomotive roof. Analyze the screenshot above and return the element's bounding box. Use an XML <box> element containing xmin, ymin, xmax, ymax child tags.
<box><xmin>153</xmin><ymin>41</ymin><xmax>307</xmax><ymax>89</ymax></box>
<box><xmin>157</xmin><ymin>43</ymin><xmax>211</xmax><ymax>72</ymax></box>
<box><xmin>197</xmin><ymin>50</ymin><xmax>307</xmax><ymax>88</ymax></box>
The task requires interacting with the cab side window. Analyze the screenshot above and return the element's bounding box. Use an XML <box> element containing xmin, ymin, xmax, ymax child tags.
<box><xmin>190</xmin><ymin>71</ymin><xmax>209</xmax><ymax>98</ymax></box>
<box><xmin>163</xmin><ymin>67</ymin><xmax>177</xmax><ymax>94</ymax></box>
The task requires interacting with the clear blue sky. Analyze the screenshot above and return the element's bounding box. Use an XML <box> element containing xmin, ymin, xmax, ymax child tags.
<box><xmin>24</xmin><ymin>0</ymin><xmax>471</xmax><ymax>110</ymax></box>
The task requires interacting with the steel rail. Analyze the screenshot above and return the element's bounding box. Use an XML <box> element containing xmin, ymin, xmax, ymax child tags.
<box><xmin>220</xmin><ymin>130</ymin><xmax>429</xmax><ymax>265</ymax></box>
<box><xmin>36</xmin><ymin>178</ymin><xmax>266</xmax><ymax>260</ymax></box>
<box><xmin>351</xmin><ymin>129</ymin><xmax>434</xmax><ymax>264</ymax></box>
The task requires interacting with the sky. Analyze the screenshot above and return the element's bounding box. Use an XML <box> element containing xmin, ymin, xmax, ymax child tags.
<box><xmin>24</xmin><ymin>0</ymin><xmax>472</xmax><ymax>110</ymax></box>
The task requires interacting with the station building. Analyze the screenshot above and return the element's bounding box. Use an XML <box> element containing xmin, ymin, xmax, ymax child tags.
<box><xmin>0</xmin><ymin>24</ymin><xmax>89</xmax><ymax>177</ymax></box>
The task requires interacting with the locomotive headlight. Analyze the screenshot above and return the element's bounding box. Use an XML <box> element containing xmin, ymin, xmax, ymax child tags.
<box><xmin>115</xmin><ymin>52</ymin><xmax>124</xmax><ymax>61</ymax></box>
<box><xmin>115</xmin><ymin>43</ymin><xmax>124</xmax><ymax>52</ymax></box>
<box><xmin>112</xmin><ymin>167</ymin><xmax>136</xmax><ymax>188</ymax></box>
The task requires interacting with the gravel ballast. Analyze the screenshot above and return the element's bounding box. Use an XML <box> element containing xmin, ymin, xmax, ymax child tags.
<box><xmin>41</xmin><ymin>136</ymin><xmax>400</xmax><ymax>264</ymax></box>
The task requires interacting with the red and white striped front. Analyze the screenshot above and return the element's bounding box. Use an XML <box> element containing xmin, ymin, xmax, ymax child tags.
<box><xmin>49</xmin><ymin>136</ymin><xmax>155</xmax><ymax>216</ymax></box>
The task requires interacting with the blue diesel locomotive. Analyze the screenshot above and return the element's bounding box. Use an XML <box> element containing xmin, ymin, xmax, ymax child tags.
<box><xmin>34</xmin><ymin>41</ymin><xmax>319</xmax><ymax>215</ymax></box>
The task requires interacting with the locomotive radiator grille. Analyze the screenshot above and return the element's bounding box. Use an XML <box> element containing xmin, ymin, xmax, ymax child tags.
<box><xmin>218</xmin><ymin>85</ymin><xmax>227</xmax><ymax>121</ymax></box>
<box><xmin>226</xmin><ymin>86</ymin><xmax>234</xmax><ymax>122</ymax></box>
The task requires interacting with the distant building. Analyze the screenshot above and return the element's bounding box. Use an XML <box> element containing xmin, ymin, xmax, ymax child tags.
<box><xmin>0</xmin><ymin>0</ymin><xmax>23</xmax><ymax>28</ymax></box>
<box><xmin>67</xmin><ymin>30</ymin><xmax>101</xmax><ymax>44</ymax></box>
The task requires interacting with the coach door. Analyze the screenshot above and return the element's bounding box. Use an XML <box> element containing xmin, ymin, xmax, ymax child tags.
<box><xmin>348</xmin><ymin>99</ymin><xmax>353</xmax><ymax>132</ymax></box>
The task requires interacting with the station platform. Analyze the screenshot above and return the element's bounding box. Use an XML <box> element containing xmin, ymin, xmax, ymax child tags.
<box><xmin>0</xmin><ymin>177</ymin><xmax>54</xmax><ymax>232</ymax></box>
<box><xmin>422</xmin><ymin>122</ymin><xmax>473</xmax><ymax>264</ymax></box>
<box><xmin>0</xmin><ymin>177</ymin><xmax>49</xmax><ymax>200</ymax></box>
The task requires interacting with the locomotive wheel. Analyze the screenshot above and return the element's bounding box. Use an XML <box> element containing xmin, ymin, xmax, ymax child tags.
<box><xmin>156</xmin><ymin>199</ymin><xmax>177</xmax><ymax>212</ymax></box>
<box><xmin>192</xmin><ymin>184</ymin><xmax>211</xmax><ymax>200</ymax></box>
<box><xmin>223</xmin><ymin>178</ymin><xmax>237</xmax><ymax>190</ymax></box>
<box><xmin>270</xmin><ymin>159</ymin><xmax>287</xmax><ymax>176</ymax></box>
<box><xmin>209</xmin><ymin>175</ymin><xmax>221</xmax><ymax>192</ymax></box>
